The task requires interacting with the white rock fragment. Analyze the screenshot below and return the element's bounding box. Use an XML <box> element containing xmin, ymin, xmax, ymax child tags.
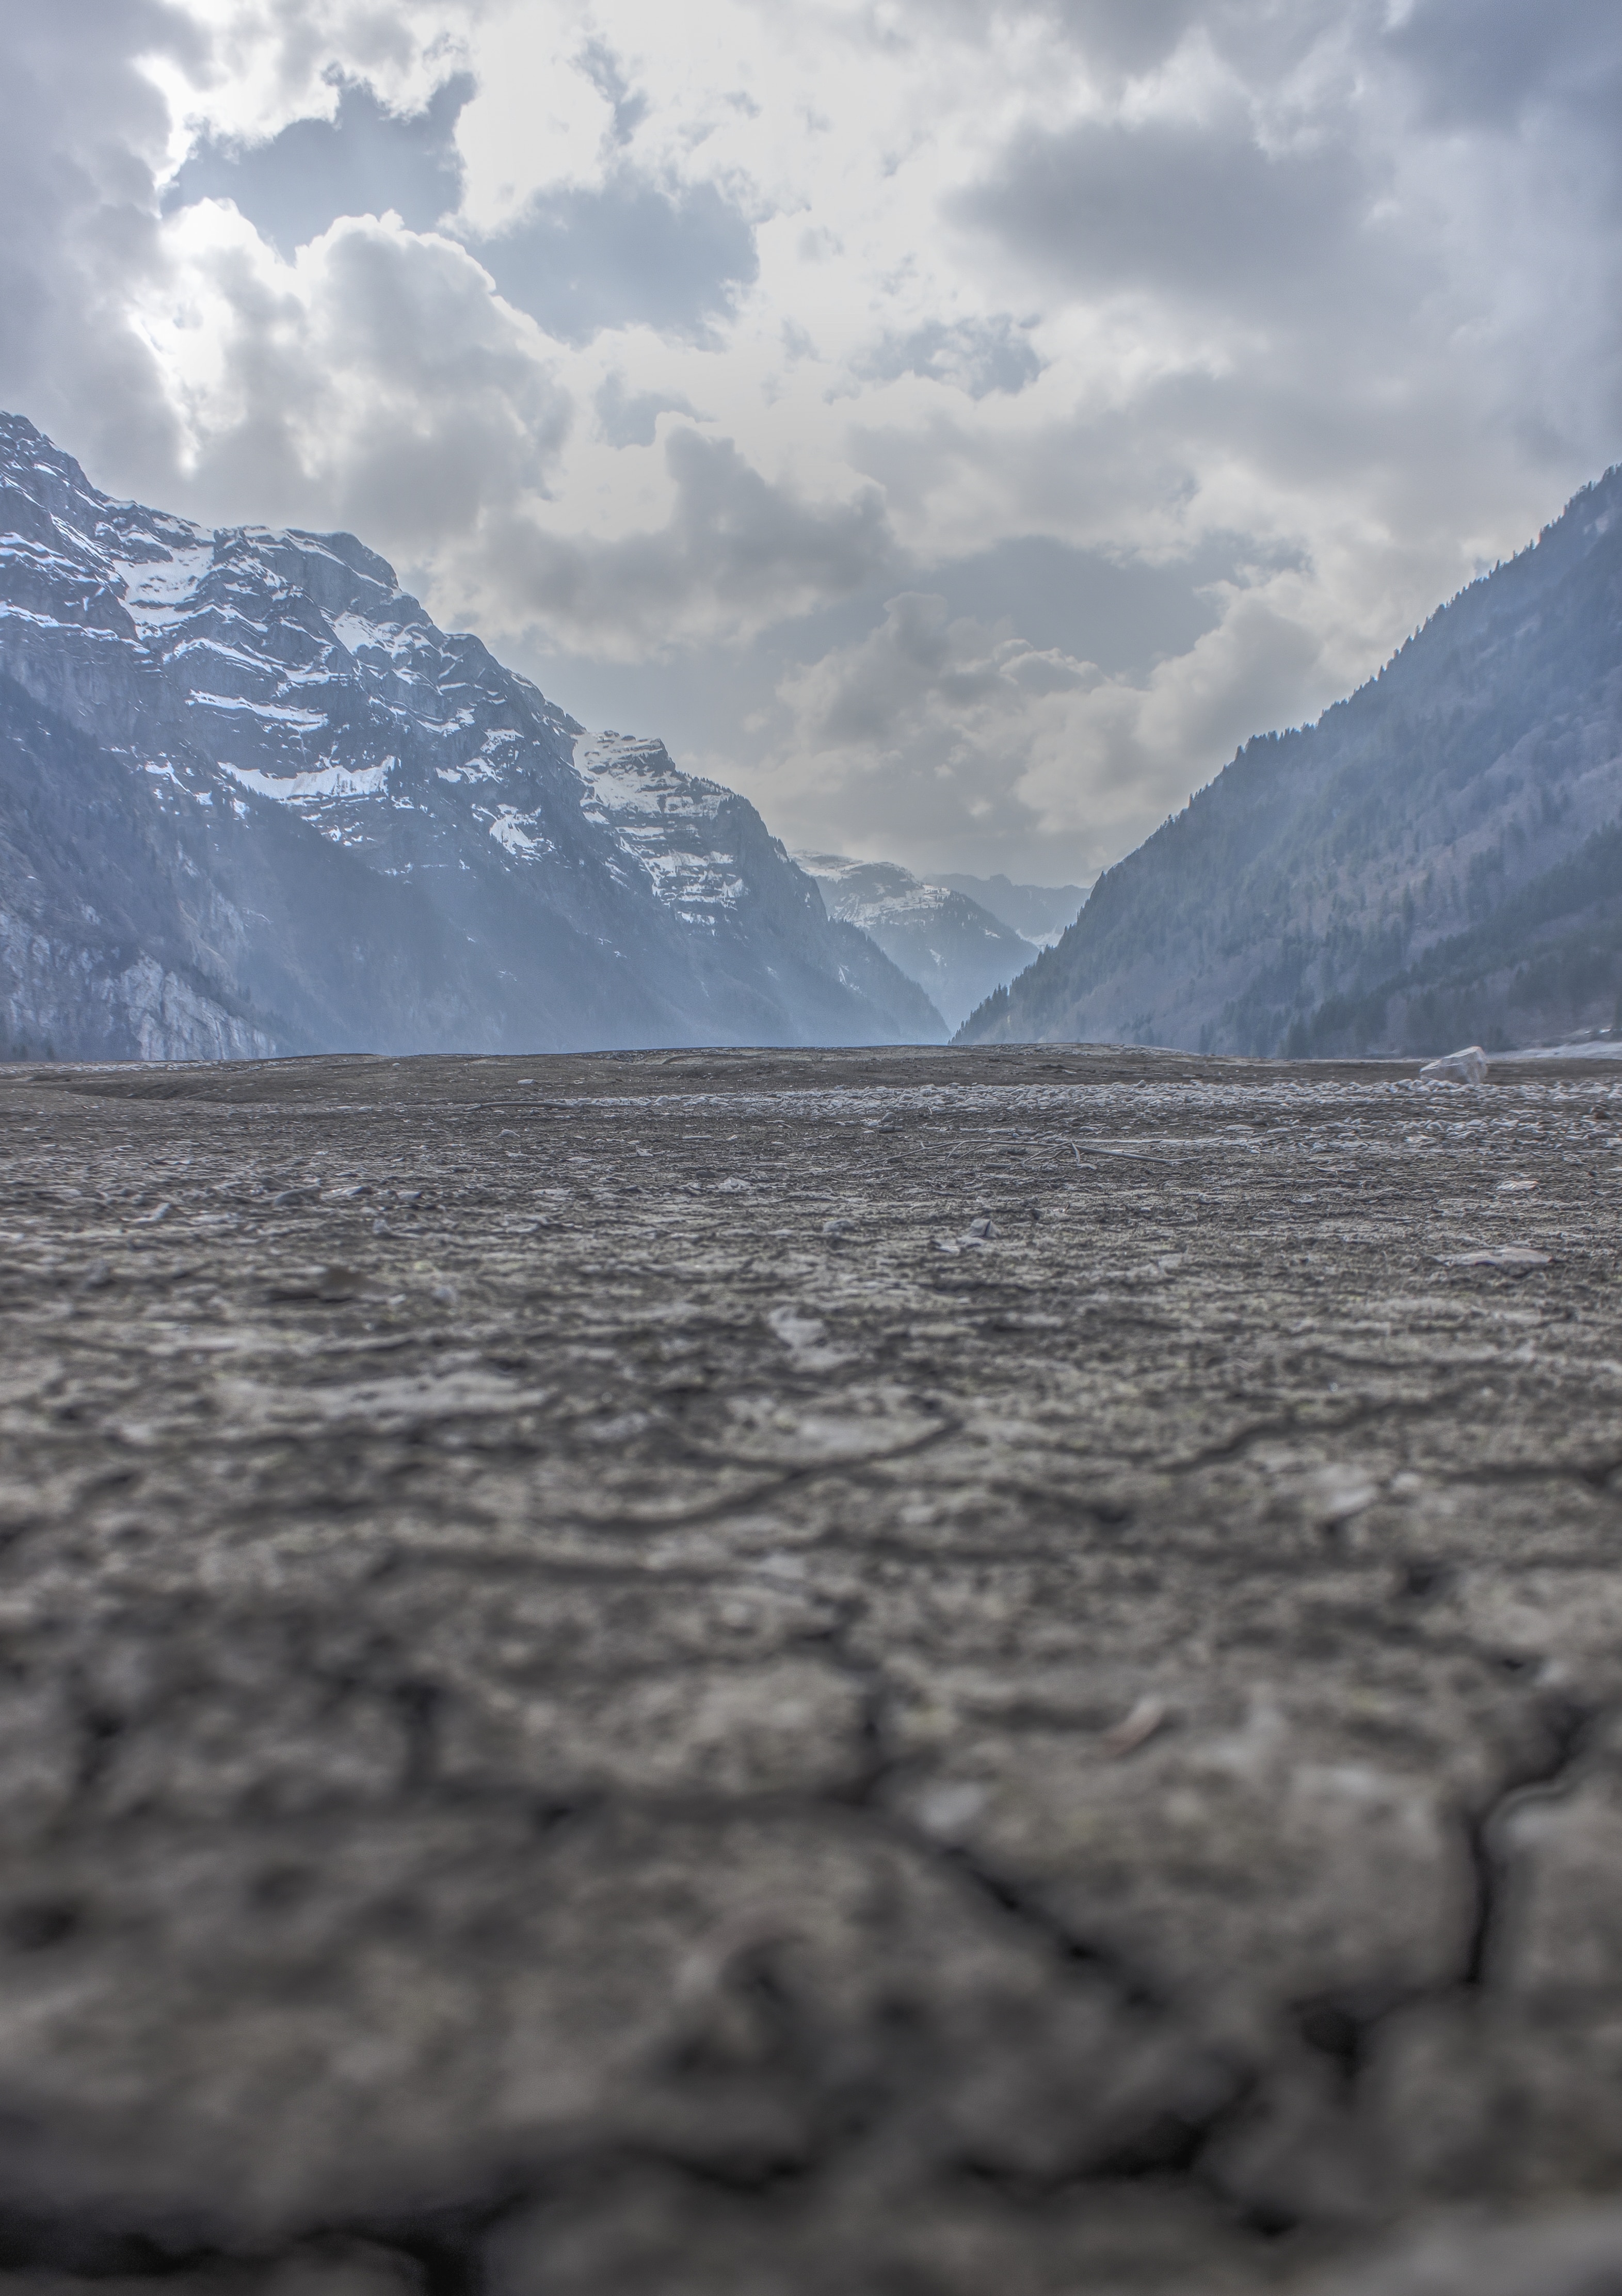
<box><xmin>1103</xmin><ymin>1695</ymin><xmax>1169</xmax><ymax>1759</ymax></box>
<box><xmin>1419</xmin><ymin>1045</ymin><xmax>1489</xmax><ymax>1085</ymax></box>
<box><xmin>1438</xmin><ymin>1246</ymin><xmax>1551</xmax><ymax>1271</ymax></box>
<box><xmin>1311</xmin><ymin>1465</ymin><xmax>1380</xmax><ymax>1522</ymax></box>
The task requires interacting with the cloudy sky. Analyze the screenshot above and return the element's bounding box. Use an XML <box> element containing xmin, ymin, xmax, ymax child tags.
<box><xmin>4</xmin><ymin>1</ymin><xmax>1620</xmax><ymax>882</ymax></box>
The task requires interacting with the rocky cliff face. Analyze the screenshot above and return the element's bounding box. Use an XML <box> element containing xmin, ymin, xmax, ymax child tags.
<box><xmin>0</xmin><ymin>413</ymin><xmax>941</xmax><ymax>1059</ymax></box>
<box><xmin>796</xmin><ymin>853</ymin><xmax>1033</xmax><ymax>1030</ymax></box>
<box><xmin>960</xmin><ymin>465</ymin><xmax>1622</xmax><ymax>1055</ymax></box>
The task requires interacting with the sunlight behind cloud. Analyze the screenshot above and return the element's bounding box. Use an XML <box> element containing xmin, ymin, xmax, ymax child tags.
<box><xmin>9</xmin><ymin>0</ymin><xmax>1617</xmax><ymax>879</ymax></box>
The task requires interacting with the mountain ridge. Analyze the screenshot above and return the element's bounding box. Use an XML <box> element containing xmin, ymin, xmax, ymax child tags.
<box><xmin>958</xmin><ymin>464</ymin><xmax>1622</xmax><ymax>1055</ymax></box>
<box><xmin>0</xmin><ymin>413</ymin><xmax>942</xmax><ymax>1061</ymax></box>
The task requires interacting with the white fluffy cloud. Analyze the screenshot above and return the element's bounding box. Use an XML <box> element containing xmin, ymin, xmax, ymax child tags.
<box><xmin>133</xmin><ymin>201</ymin><xmax>573</xmax><ymax>547</ymax></box>
<box><xmin>3</xmin><ymin>0</ymin><xmax>1621</xmax><ymax>879</ymax></box>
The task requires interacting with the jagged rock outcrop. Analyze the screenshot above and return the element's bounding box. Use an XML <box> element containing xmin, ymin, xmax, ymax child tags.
<box><xmin>0</xmin><ymin>413</ymin><xmax>942</xmax><ymax>1058</ymax></box>
<box><xmin>960</xmin><ymin>467</ymin><xmax>1622</xmax><ymax>1055</ymax></box>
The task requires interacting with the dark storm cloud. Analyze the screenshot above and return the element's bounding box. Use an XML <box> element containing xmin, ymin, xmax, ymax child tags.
<box><xmin>469</xmin><ymin>171</ymin><xmax>758</xmax><ymax>346</ymax></box>
<box><xmin>483</xmin><ymin>427</ymin><xmax>894</xmax><ymax>648</ymax></box>
<box><xmin>858</xmin><ymin>315</ymin><xmax>1042</xmax><ymax>399</ymax></box>
<box><xmin>996</xmin><ymin>0</ymin><xmax>1622</xmax><ymax>132</ymax></box>
<box><xmin>918</xmin><ymin>536</ymin><xmax>1231</xmax><ymax>673</ymax></box>
<box><xmin>751</xmin><ymin>533</ymin><xmax>1234</xmax><ymax>685</ymax></box>
<box><xmin>1385</xmin><ymin>0</ymin><xmax>1622</xmax><ymax>131</ymax></box>
<box><xmin>576</xmin><ymin>37</ymin><xmax>650</xmax><ymax>148</ymax></box>
<box><xmin>593</xmin><ymin>374</ymin><xmax>699</xmax><ymax>449</ymax></box>
<box><xmin>896</xmin><ymin>0</ymin><xmax>1206</xmax><ymax>76</ymax></box>
<box><xmin>806</xmin><ymin>591</ymin><xmax>1055</xmax><ymax>747</ymax></box>
<box><xmin>953</xmin><ymin>113</ymin><xmax>1371</xmax><ymax>315</ymax></box>
<box><xmin>1023</xmin><ymin>0</ymin><xmax>1209</xmax><ymax>73</ymax></box>
<box><xmin>164</xmin><ymin>71</ymin><xmax>472</xmax><ymax>254</ymax></box>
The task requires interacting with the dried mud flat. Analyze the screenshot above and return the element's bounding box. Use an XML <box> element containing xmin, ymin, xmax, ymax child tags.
<box><xmin>1</xmin><ymin>1042</ymin><xmax>1621</xmax><ymax>2296</ymax></box>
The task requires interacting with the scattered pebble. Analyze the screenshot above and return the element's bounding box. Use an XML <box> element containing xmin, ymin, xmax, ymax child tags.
<box><xmin>1312</xmin><ymin>1465</ymin><xmax>1380</xmax><ymax>1522</ymax></box>
<box><xmin>917</xmin><ymin>1780</ymin><xmax>987</xmax><ymax>1838</ymax></box>
<box><xmin>265</xmin><ymin>1264</ymin><xmax>362</xmax><ymax>1304</ymax></box>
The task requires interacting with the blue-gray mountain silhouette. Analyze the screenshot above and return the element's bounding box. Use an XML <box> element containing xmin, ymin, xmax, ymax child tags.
<box><xmin>960</xmin><ymin>465</ymin><xmax>1622</xmax><ymax>1057</ymax></box>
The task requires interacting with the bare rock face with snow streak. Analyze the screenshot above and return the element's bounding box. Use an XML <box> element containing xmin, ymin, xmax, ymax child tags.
<box><xmin>0</xmin><ymin>1042</ymin><xmax>1619</xmax><ymax>2292</ymax></box>
<box><xmin>0</xmin><ymin>412</ymin><xmax>941</xmax><ymax>1058</ymax></box>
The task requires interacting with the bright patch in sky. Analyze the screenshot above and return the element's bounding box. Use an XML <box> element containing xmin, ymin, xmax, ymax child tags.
<box><xmin>5</xmin><ymin>0</ymin><xmax>1622</xmax><ymax>879</ymax></box>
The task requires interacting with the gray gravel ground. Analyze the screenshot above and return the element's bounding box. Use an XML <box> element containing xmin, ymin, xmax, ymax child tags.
<box><xmin>2</xmin><ymin>1043</ymin><xmax>1621</xmax><ymax>2295</ymax></box>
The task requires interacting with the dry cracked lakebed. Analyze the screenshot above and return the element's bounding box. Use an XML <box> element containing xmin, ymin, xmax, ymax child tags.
<box><xmin>1</xmin><ymin>1042</ymin><xmax>1620</xmax><ymax>2296</ymax></box>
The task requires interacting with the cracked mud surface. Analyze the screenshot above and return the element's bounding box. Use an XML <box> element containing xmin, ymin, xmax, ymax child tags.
<box><xmin>1</xmin><ymin>1042</ymin><xmax>1620</xmax><ymax>2295</ymax></box>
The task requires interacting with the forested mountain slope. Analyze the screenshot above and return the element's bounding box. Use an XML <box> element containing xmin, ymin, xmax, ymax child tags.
<box><xmin>961</xmin><ymin>467</ymin><xmax>1622</xmax><ymax>1055</ymax></box>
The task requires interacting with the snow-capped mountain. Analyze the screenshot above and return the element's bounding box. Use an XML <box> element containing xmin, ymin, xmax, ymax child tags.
<box><xmin>936</xmin><ymin>874</ymin><xmax>1087</xmax><ymax>949</ymax></box>
<box><xmin>0</xmin><ymin>413</ymin><xmax>941</xmax><ymax>1060</ymax></box>
<box><xmin>796</xmin><ymin>853</ymin><xmax>1036</xmax><ymax>1030</ymax></box>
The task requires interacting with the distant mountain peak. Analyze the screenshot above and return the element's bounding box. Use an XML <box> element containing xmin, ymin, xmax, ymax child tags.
<box><xmin>795</xmin><ymin>850</ymin><xmax>1035</xmax><ymax>1031</ymax></box>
